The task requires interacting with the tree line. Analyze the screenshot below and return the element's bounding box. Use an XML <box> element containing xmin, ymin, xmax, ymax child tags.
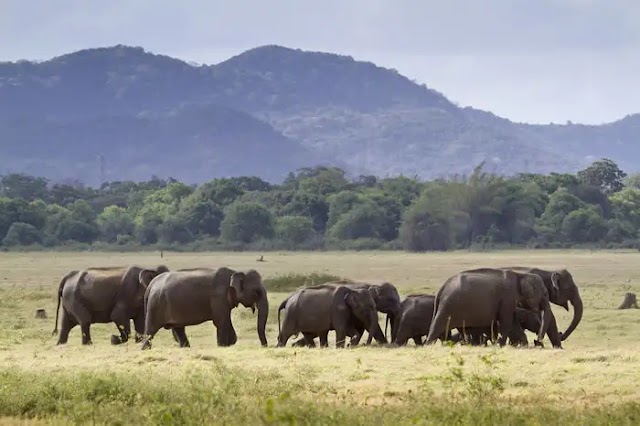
<box><xmin>0</xmin><ymin>158</ymin><xmax>638</xmax><ymax>251</ymax></box>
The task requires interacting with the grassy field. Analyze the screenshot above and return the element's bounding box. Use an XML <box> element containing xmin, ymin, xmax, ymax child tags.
<box><xmin>1</xmin><ymin>250</ymin><xmax>640</xmax><ymax>425</ymax></box>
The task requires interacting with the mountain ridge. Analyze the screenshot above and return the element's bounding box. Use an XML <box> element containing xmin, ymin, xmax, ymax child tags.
<box><xmin>0</xmin><ymin>44</ymin><xmax>638</xmax><ymax>184</ymax></box>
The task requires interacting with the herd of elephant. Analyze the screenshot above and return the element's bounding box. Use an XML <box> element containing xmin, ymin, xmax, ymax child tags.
<box><xmin>52</xmin><ymin>264</ymin><xmax>583</xmax><ymax>350</ymax></box>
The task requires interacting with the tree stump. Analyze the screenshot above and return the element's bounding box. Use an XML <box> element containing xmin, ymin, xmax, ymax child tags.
<box><xmin>617</xmin><ymin>292</ymin><xmax>638</xmax><ymax>309</ymax></box>
<box><xmin>35</xmin><ymin>309</ymin><xmax>47</xmax><ymax>319</ymax></box>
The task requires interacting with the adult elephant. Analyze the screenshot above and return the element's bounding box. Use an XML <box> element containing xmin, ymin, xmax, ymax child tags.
<box><xmin>52</xmin><ymin>265</ymin><xmax>169</xmax><ymax>345</ymax></box>
<box><xmin>425</xmin><ymin>268</ymin><xmax>553</xmax><ymax>346</ymax></box>
<box><xmin>291</xmin><ymin>281</ymin><xmax>399</xmax><ymax>347</ymax></box>
<box><xmin>140</xmin><ymin>267</ymin><xmax>268</xmax><ymax>349</ymax></box>
<box><xmin>277</xmin><ymin>285</ymin><xmax>381</xmax><ymax>348</ymax></box>
<box><xmin>501</xmin><ymin>267</ymin><xmax>582</xmax><ymax>345</ymax></box>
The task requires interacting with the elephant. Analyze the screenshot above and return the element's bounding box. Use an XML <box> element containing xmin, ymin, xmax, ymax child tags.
<box><xmin>459</xmin><ymin>308</ymin><xmax>544</xmax><ymax>348</ymax></box>
<box><xmin>501</xmin><ymin>267</ymin><xmax>583</xmax><ymax>347</ymax></box>
<box><xmin>52</xmin><ymin>265</ymin><xmax>169</xmax><ymax>345</ymax></box>
<box><xmin>140</xmin><ymin>267</ymin><xmax>268</xmax><ymax>349</ymax></box>
<box><xmin>277</xmin><ymin>285</ymin><xmax>380</xmax><ymax>348</ymax></box>
<box><xmin>425</xmin><ymin>268</ymin><xmax>553</xmax><ymax>347</ymax></box>
<box><xmin>392</xmin><ymin>294</ymin><xmax>477</xmax><ymax>346</ymax></box>
<box><xmin>290</xmin><ymin>281</ymin><xmax>399</xmax><ymax>347</ymax></box>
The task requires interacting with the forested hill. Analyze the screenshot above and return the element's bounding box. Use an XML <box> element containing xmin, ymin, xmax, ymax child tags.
<box><xmin>1</xmin><ymin>44</ymin><xmax>639</xmax><ymax>184</ymax></box>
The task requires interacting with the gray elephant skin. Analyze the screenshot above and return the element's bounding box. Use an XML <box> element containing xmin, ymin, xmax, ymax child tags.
<box><xmin>425</xmin><ymin>268</ymin><xmax>553</xmax><ymax>346</ymax></box>
<box><xmin>391</xmin><ymin>294</ymin><xmax>510</xmax><ymax>347</ymax></box>
<box><xmin>52</xmin><ymin>265</ymin><xmax>169</xmax><ymax>345</ymax></box>
<box><xmin>456</xmin><ymin>307</ymin><xmax>544</xmax><ymax>347</ymax></box>
<box><xmin>277</xmin><ymin>285</ymin><xmax>380</xmax><ymax>348</ymax></box>
<box><xmin>291</xmin><ymin>281</ymin><xmax>399</xmax><ymax>347</ymax></box>
<box><xmin>140</xmin><ymin>267</ymin><xmax>268</xmax><ymax>349</ymax></box>
<box><xmin>501</xmin><ymin>267</ymin><xmax>583</xmax><ymax>347</ymax></box>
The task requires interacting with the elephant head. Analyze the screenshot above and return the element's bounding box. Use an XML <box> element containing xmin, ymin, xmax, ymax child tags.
<box><xmin>227</xmin><ymin>269</ymin><xmax>269</xmax><ymax>347</ymax></box>
<box><xmin>550</xmin><ymin>269</ymin><xmax>583</xmax><ymax>341</ymax></box>
<box><xmin>138</xmin><ymin>265</ymin><xmax>170</xmax><ymax>289</ymax></box>
<box><xmin>344</xmin><ymin>289</ymin><xmax>379</xmax><ymax>340</ymax></box>
<box><xmin>371</xmin><ymin>283</ymin><xmax>401</xmax><ymax>339</ymax></box>
<box><xmin>514</xmin><ymin>272</ymin><xmax>552</xmax><ymax>342</ymax></box>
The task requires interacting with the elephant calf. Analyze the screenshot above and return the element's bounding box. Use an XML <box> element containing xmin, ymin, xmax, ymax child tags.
<box><xmin>277</xmin><ymin>285</ymin><xmax>380</xmax><ymax>348</ymax></box>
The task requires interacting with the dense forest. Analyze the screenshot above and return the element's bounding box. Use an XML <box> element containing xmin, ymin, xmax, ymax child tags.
<box><xmin>0</xmin><ymin>158</ymin><xmax>638</xmax><ymax>252</ymax></box>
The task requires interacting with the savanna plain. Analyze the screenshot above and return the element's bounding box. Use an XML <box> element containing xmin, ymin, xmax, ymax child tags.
<box><xmin>1</xmin><ymin>250</ymin><xmax>639</xmax><ymax>425</ymax></box>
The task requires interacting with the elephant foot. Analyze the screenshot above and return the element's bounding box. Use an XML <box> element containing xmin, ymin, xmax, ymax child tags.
<box><xmin>134</xmin><ymin>334</ymin><xmax>144</xmax><ymax>343</ymax></box>
<box><xmin>110</xmin><ymin>335</ymin><xmax>124</xmax><ymax>345</ymax></box>
<box><xmin>533</xmin><ymin>340</ymin><xmax>545</xmax><ymax>348</ymax></box>
<box><xmin>140</xmin><ymin>340</ymin><xmax>152</xmax><ymax>350</ymax></box>
<box><xmin>82</xmin><ymin>340</ymin><xmax>93</xmax><ymax>346</ymax></box>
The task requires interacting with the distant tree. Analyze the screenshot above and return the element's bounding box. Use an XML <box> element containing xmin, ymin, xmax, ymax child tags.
<box><xmin>328</xmin><ymin>201</ymin><xmax>388</xmax><ymax>240</ymax></box>
<box><xmin>0</xmin><ymin>174</ymin><xmax>48</xmax><ymax>201</ymax></box>
<box><xmin>157</xmin><ymin>216</ymin><xmax>193</xmax><ymax>244</ymax></box>
<box><xmin>2</xmin><ymin>222</ymin><xmax>42</xmax><ymax>246</ymax></box>
<box><xmin>97</xmin><ymin>206</ymin><xmax>134</xmax><ymax>242</ymax></box>
<box><xmin>220</xmin><ymin>202</ymin><xmax>274</xmax><ymax>243</ymax></box>
<box><xmin>537</xmin><ymin>188</ymin><xmax>587</xmax><ymax>234</ymax></box>
<box><xmin>281</xmin><ymin>191</ymin><xmax>328</xmax><ymax>232</ymax></box>
<box><xmin>178</xmin><ymin>194</ymin><xmax>224</xmax><ymax>237</ymax></box>
<box><xmin>577</xmin><ymin>158</ymin><xmax>626</xmax><ymax>194</ymax></box>
<box><xmin>399</xmin><ymin>197</ymin><xmax>451</xmax><ymax>251</ymax></box>
<box><xmin>55</xmin><ymin>218</ymin><xmax>99</xmax><ymax>243</ymax></box>
<box><xmin>561</xmin><ymin>207</ymin><xmax>607</xmax><ymax>243</ymax></box>
<box><xmin>275</xmin><ymin>216</ymin><xmax>315</xmax><ymax>245</ymax></box>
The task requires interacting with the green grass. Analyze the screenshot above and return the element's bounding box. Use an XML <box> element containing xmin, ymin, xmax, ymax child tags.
<box><xmin>1</xmin><ymin>250</ymin><xmax>640</xmax><ymax>424</ymax></box>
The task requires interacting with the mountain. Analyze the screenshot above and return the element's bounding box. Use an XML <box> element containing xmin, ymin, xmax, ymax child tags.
<box><xmin>0</xmin><ymin>44</ymin><xmax>638</xmax><ymax>184</ymax></box>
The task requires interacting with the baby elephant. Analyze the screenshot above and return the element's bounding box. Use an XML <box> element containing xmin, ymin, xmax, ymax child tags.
<box><xmin>277</xmin><ymin>285</ymin><xmax>379</xmax><ymax>348</ymax></box>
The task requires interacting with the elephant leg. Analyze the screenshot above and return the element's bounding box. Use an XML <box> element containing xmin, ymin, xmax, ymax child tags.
<box><xmin>133</xmin><ymin>314</ymin><xmax>145</xmax><ymax>343</ymax></box>
<box><xmin>545</xmin><ymin>315</ymin><xmax>563</xmax><ymax>349</ymax></box>
<box><xmin>497</xmin><ymin>306</ymin><xmax>515</xmax><ymax>347</ymax></box>
<box><xmin>413</xmin><ymin>335</ymin><xmax>424</xmax><ymax>346</ymax></box>
<box><xmin>227</xmin><ymin>322</ymin><xmax>238</xmax><ymax>346</ymax></box>
<box><xmin>111</xmin><ymin>320</ymin><xmax>131</xmax><ymax>345</ymax></box>
<box><xmin>292</xmin><ymin>336</ymin><xmax>311</xmax><ymax>347</ymax></box>
<box><xmin>335</xmin><ymin>326</ymin><xmax>348</xmax><ymax>348</ymax></box>
<box><xmin>56</xmin><ymin>309</ymin><xmax>77</xmax><ymax>345</ymax></box>
<box><xmin>302</xmin><ymin>333</ymin><xmax>317</xmax><ymax>348</ymax></box>
<box><xmin>212</xmin><ymin>314</ymin><xmax>234</xmax><ymax>347</ymax></box>
<box><xmin>80</xmin><ymin>322</ymin><xmax>92</xmax><ymax>345</ymax></box>
<box><xmin>319</xmin><ymin>332</ymin><xmax>329</xmax><ymax>348</ymax></box>
<box><xmin>425</xmin><ymin>311</ymin><xmax>451</xmax><ymax>345</ymax></box>
<box><xmin>69</xmin><ymin>302</ymin><xmax>93</xmax><ymax>345</ymax></box>
<box><xmin>110</xmin><ymin>303</ymin><xmax>132</xmax><ymax>345</ymax></box>
<box><xmin>172</xmin><ymin>327</ymin><xmax>190</xmax><ymax>348</ymax></box>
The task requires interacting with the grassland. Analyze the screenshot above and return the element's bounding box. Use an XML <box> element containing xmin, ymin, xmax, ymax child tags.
<box><xmin>1</xmin><ymin>250</ymin><xmax>640</xmax><ymax>425</ymax></box>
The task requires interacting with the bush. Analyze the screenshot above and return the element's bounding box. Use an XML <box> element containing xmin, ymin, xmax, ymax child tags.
<box><xmin>263</xmin><ymin>273</ymin><xmax>346</xmax><ymax>292</ymax></box>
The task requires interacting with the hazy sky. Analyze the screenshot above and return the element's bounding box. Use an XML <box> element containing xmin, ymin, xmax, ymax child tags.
<box><xmin>1</xmin><ymin>0</ymin><xmax>638</xmax><ymax>124</ymax></box>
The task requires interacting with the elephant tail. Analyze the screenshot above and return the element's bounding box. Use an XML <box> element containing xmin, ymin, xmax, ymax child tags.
<box><xmin>385</xmin><ymin>315</ymin><xmax>390</xmax><ymax>341</ymax></box>
<box><xmin>52</xmin><ymin>270</ymin><xmax>77</xmax><ymax>336</ymax></box>
<box><xmin>277</xmin><ymin>297</ymin><xmax>289</xmax><ymax>336</ymax></box>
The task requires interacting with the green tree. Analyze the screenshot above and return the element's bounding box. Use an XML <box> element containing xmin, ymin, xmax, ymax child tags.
<box><xmin>55</xmin><ymin>219</ymin><xmax>99</xmax><ymax>243</ymax></box>
<box><xmin>97</xmin><ymin>206</ymin><xmax>135</xmax><ymax>242</ymax></box>
<box><xmin>328</xmin><ymin>202</ymin><xmax>387</xmax><ymax>240</ymax></box>
<box><xmin>399</xmin><ymin>196</ymin><xmax>451</xmax><ymax>251</ymax></box>
<box><xmin>220</xmin><ymin>202</ymin><xmax>274</xmax><ymax>243</ymax></box>
<box><xmin>178</xmin><ymin>194</ymin><xmax>223</xmax><ymax>237</ymax></box>
<box><xmin>577</xmin><ymin>158</ymin><xmax>626</xmax><ymax>194</ymax></box>
<box><xmin>561</xmin><ymin>207</ymin><xmax>607</xmax><ymax>242</ymax></box>
<box><xmin>0</xmin><ymin>174</ymin><xmax>48</xmax><ymax>201</ymax></box>
<box><xmin>157</xmin><ymin>217</ymin><xmax>193</xmax><ymax>244</ymax></box>
<box><xmin>537</xmin><ymin>188</ymin><xmax>587</xmax><ymax>234</ymax></box>
<box><xmin>2</xmin><ymin>222</ymin><xmax>42</xmax><ymax>246</ymax></box>
<box><xmin>275</xmin><ymin>216</ymin><xmax>315</xmax><ymax>245</ymax></box>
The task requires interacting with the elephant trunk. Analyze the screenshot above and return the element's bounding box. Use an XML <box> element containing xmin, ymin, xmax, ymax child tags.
<box><xmin>257</xmin><ymin>293</ymin><xmax>269</xmax><ymax>347</ymax></box>
<box><xmin>538</xmin><ymin>301</ymin><xmax>553</xmax><ymax>342</ymax></box>
<box><xmin>560</xmin><ymin>291</ymin><xmax>583</xmax><ymax>341</ymax></box>
<box><xmin>369</xmin><ymin>312</ymin><xmax>387</xmax><ymax>344</ymax></box>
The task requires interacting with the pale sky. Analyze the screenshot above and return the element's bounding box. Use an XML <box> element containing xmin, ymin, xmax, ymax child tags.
<box><xmin>1</xmin><ymin>0</ymin><xmax>639</xmax><ymax>124</ymax></box>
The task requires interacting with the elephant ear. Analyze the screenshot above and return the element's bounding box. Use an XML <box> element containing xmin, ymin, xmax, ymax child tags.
<box><xmin>551</xmin><ymin>272</ymin><xmax>561</xmax><ymax>293</ymax></box>
<box><xmin>344</xmin><ymin>290</ymin><xmax>358</xmax><ymax>309</ymax></box>
<box><xmin>227</xmin><ymin>286</ymin><xmax>239</xmax><ymax>307</ymax></box>
<box><xmin>518</xmin><ymin>275</ymin><xmax>537</xmax><ymax>301</ymax></box>
<box><xmin>139</xmin><ymin>269</ymin><xmax>158</xmax><ymax>289</ymax></box>
<box><xmin>231</xmin><ymin>272</ymin><xmax>246</xmax><ymax>291</ymax></box>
